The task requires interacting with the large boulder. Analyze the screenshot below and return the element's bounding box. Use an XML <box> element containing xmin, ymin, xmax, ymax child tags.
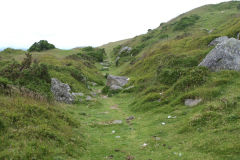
<box><xmin>51</xmin><ymin>78</ymin><xmax>74</xmax><ymax>104</ymax></box>
<box><xmin>107</xmin><ymin>75</ymin><xmax>129</xmax><ymax>90</ymax></box>
<box><xmin>208</xmin><ymin>36</ymin><xmax>229</xmax><ymax>46</ymax></box>
<box><xmin>199</xmin><ymin>38</ymin><xmax>240</xmax><ymax>71</ymax></box>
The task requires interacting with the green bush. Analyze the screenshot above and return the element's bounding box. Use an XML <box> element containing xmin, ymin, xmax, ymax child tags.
<box><xmin>1</xmin><ymin>48</ymin><xmax>26</xmax><ymax>54</ymax></box>
<box><xmin>28</xmin><ymin>40</ymin><xmax>55</xmax><ymax>52</ymax></box>
<box><xmin>174</xmin><ymin>15</ymin><xmax>200</xmax><ymax>31</ymax></box>
<box><xmin>0</xmin><ymin>53</ymin><xmax>51</xmax><ymax>95</ymax></box>
<box><xmin>78</xmin><ymin>47</ymin><xmax>105</xmax><ymax>62</ymax></box>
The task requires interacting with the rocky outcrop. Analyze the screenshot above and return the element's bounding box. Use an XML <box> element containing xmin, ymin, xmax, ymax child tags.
<box><xmin>119</xmin><ymin>46</ymin><xmax>132</xmax><ymax>56</ymax></box>
<box><xmin>107</xmin><ymin>75</ymin><xmax>129</xmax><ymax>90</ymax></box>
<box><xmin>208</xmin><ymin>36</ymin><xmax>228</xmax><ymax>46</ymax></box>
<box><xmin>51</xmin><ymin>78</ymin><xmax>74</xmax><ymax>104</ymax></box>
<box><xmin>199</xmin><ymin>38</ymin><xmax>240</xmax><ymax>71</ymax></box>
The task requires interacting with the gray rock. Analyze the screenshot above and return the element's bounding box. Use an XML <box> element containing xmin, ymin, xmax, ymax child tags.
<box><xmin>107</xmin><ymin>75</ymin><xmax>129</xmax><ymax>91</ymax></box>
<box><xmin>237</xmin><ymin>33</ymin><xmax>240</xmax><ymax>40</ymax></box>
<box><xmin>126</xmin><ymin>116</ymin><xmax>135</xmax><ymax>121</ymax></box>
<box><xmin>107</xmin><ymin>75</ymin><xmax>129</xmax><ymax>88</ymax></box>
<box><xmin>119</xmin><ymin>46</ymin><xmax>132</xmax><ymax>55</ymax></box>
<box><xmin>86</xmin><ymin>96</ymin><xmax>92</xmax><ymax>101</ymax></box>
<box><xmin>112</xmin><ymin>120</ymin><xmax>123</xmax><ymax>124</ymax></box>
<box><xmin>185</xmin><ymin>99</ymin><xmax>202</xmax><ymax>107</ymax></box>
<box><xmin>51</xmin><ymin>78</ymin><xmax>74</xmax><ymax>104</ymax></box>
<box><xmin>72</xmin><ymin>92</ymin><xmax>84</xmax><ymax>97</ymax></box>
<box><xmin>110</xmin><ymin>85</ymin><xmax>123</xmax><ymax>90</ymax></box>
<box><xmin>90</xmin><ymin>92</ymin><xmax>97</xmax><ymax>97</ymax></box>
<box><xmin>199</xmin><ymin>38</ymin><xmax>240</xmax><ymax>71</ymax></box>
<box><xmin>208</xmin><ymin>36</ymin><xmax>229</xmax><ymax>46</ymax></box>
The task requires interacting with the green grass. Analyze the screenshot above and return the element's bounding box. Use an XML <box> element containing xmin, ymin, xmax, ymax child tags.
<box><xmin>0</xmin><ymin>95</ymin><xmax>85</xmax><ymax>159</ymax></box>
<box><xmin>0</xmin><ymin>1</ymin><xmax>240</xmax><ymax>159</ymax></box>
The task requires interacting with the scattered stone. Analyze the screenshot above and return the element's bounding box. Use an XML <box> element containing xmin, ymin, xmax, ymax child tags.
<box><xmin>184</xmin><ymin>99</ymin><xmax>202</xmax><ymax>107</ymax></box>
<box><xmin>115</xmin><ymin>136</ymin><xmax>121</xmax><ymax>138</ymax></box>
<box><xmin>155</xmin><ymin>137</ymin><xmax>161</xmax><ymax>141</ymax></box>
<box><xmin>168</xmin><ymin>115</ymin><xmax>176</xmax><ymax>119</ymax></box>
<box><xmin>126</xmin><ymin>116</ymin><xmax>135</xmax><ymax>121</ymax></box>
<box><xmin>112</xmin><ymin>120</ymin><xmax>123</xmax><ymax>124</ymax></box>
<box><xmin>112</xmin><ymin>130</ymin><xmax>115</xmax><ymax>134</ymax></box>
<box><xmin>162</xmin><ymin>122</ymin><xmax>166</xmax><ymax>125</ymax></box>
<box><xmin>102</xmin><ymin>95</ymin><xmax>108</xmax><ymax>99</ymax></box>
<box><xmin>199</xmin><ymin>38</ymin><xmax>240</xmax><ymax>71</ymax></box>
<box><xmin>72</xmin><ymin>92</ymin><xmax>84</xmax><ymax>97</ymax></box>
<box><xmin>142</xmin><ymin>143</ymin><xmax>148</xmax><ymax>147</ymax></box>
<box><xmin>237</xmin><ymin>33</ymin><xmax>240</xmax><ymax>40</ymax></box>
<box><xmin>86</xmin><ymin>96</ymin><xmax>93</xmax><ymax>101</ymax></box>
<box><xmin>107</xmin><ymin>155</ymin><xmax>114</xmax><ymax>159</ymax></box>
<box><xmin>208</xmin><ymin>36</ymin><xmax>229</xmax><ymax>46</ymax></box>
<box><xmin>157</xmin><ymin>99</ymin><xmax>161</xmax><ymax>102</ymax></box>
<box><xmin>126</xmin><ymin>155</ymin><xmax>135</xmax><ymax>160</ymax></box>
<box><xmin>90</xmin><ymin>92</ymin><xmax>97</xmax><ymax>97</ymax></box>
<box><xmin>51</xmin><ymin>78</ymin><xmax>74</xmax><ymax>104</ymax></box>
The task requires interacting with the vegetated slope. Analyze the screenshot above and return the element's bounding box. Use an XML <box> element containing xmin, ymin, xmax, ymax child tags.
<box><xmin>0</xmin><ymin>47</ymin><xmax>105</xmax><ymax>159</ymax></box>
<box><xmin>101</xmin><ymin>1</ymin><xmax>240</xmax><ymax>159</ymax></box>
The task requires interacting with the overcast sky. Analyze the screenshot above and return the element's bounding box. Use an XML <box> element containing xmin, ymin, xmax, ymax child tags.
<box><xmin>0</xmin><ymin>0</ymin><xmax>229</xmax><ymax>49</ymax></box>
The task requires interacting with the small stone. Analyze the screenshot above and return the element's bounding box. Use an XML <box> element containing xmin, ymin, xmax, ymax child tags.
<box><xmin>86</xmin><ymin>96</ymin><xmax>92</xmax><ymax>101</ymax></box>
<box><xmin>115</xmin><ymin>136</ymin><xmax>120</xmax><ymax>138</ymax></box>
<box><xmin>155</xmin><ymin>137</ymin><xmax>161</xmax><ymax>141</ymax></box>
<box><xmin>112</xmin><ymin>130</ymin><xmax>115</xmax><ymax>134</ymax></box>
<box><xmin>142</xmin><ymin>143</ymin><xmax>147</xmax><ymax>147</ymax></box>
<box><xmin>112</xmin><ymin>120</ymin><xmax>122</xmax><ymax>124</ymax></box>
<box><xmin>126</xmin><ymin>116</ymin><xmax>135</xmax><ymax>121</ymax></box>
<box><xmin>162</xmin><ymin>122</ymin><xmax>166</xmax><ymax>125</ymax></box>
<box><xmin>126</xmin><ymin>155</ymin><xmax>135</xmax><ymax>160</ymax></box>
<box><xmin>185</xmin><ymin>99</ymin><xmax>202</xmax><ymax>107</ymax></box>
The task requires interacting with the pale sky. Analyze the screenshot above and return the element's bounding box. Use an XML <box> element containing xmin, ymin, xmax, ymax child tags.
<box><xmin>0</xmin><ymin>0</ymin><xmax>229</xmax><ymax>49</ymax></box>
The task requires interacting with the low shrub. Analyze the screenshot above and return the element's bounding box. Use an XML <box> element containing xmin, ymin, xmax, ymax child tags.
<box><xmin>174</xmin><ymin>14</ymin><xmax>200</xmax><ymax>31</ymax></box>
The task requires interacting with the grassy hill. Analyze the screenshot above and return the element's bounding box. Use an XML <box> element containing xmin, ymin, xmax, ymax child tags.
<box><xmin>0</xmin><ymin>1</ymin><xmax>240</xmax><ymax>159</ymax></box>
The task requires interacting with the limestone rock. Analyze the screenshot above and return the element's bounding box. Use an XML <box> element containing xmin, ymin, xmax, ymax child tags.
<box><xmin>107</xmin><ymin>75</ymin><xmax>129</xmax><ymax>90</ymax></box>
<box><xmin>119</xmin><ymin>46</ymin><xmax>132</xmax><ymax>56</ymax></box>
<box><xmin>86</xmin><ymin>96</ymin><xmax>92</xmax><ymax>101</ymax></box>
<box><xmin>185</xmin><ymin>99</ymin><xmax>202</xmax><ymax>107</ymax></box>
<box><xmin>112</xmin><ymin>120</ymin><xmax>123</xmax><ymax>124</ymax></box>
<box><xmin>208</xmin><ymin>36</ymin><xmax>229</xmax><ymax>46</ymax></box>
<box><xmin>110</xmin><ymin>85</ymin><xmax>122</xmax><ymax>90</ymax></box>
<box><xmin>199</xmin><ymin>38</ymin><xmax>240</xmax><ymax>71</ymax></box>
<box><xmin>51</xmin><ymin>78</ymin><xmax>74</xmax><ymax>104</ymax></box>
